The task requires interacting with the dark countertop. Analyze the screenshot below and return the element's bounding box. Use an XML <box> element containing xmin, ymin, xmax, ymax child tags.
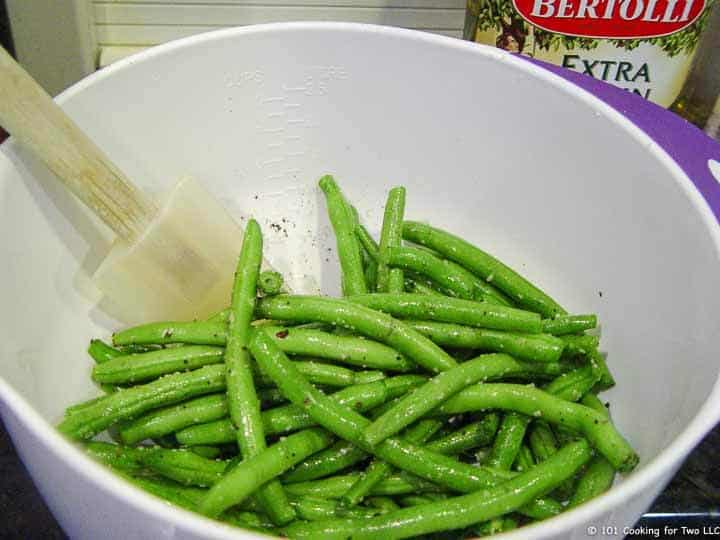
<box><xmin>1</xmin><ymin>419</ymin><xmax>718</xmax><ymax>539</ymax></box>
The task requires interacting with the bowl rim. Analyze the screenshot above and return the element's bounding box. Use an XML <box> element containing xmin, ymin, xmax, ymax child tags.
<box><xmin>2</xmin><ymin>21</ymin><xmax>720</xmax><ymax>540</ymax></box>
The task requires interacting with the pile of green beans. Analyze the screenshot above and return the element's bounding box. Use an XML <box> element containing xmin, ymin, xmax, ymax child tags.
<box><xmin>59</xmin><ymin>176</ymin><xmax>636</xmax><ymax>539</ymax></box>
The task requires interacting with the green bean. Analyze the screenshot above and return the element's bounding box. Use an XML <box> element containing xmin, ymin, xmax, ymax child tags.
<box><xmin>484</xmin><ymin>367</ymin><xmax>598</xmax><ymax>471</ymax></box>
<box><xmin>254</xmin><ymin>358</ymin><xmax>386</xmax><ymax>388</ymax></box>
<box><xmin>99</xmin><ymin>383</ymin><xmax>117</xmax><ymax>395</ymax></box>
<box><xmin>341</xmin><ymin>459</ymin><xmax>399</xmax><ymax>507</ymax></box>
<box><xmin>92</xmin><ymin>346</ymin><xmax>225</xmax><ymax>384</ymax></box>
<box><xmin>175</xmin><ymin>377</ymin><xmax>424</xmax><ymax>446</ymax></box>
<box><xmin>290</xmin><ymin>496</ymin><xmax>381</xmax><ymax>521</ymax></box>
<box><xmin>258</xmin><ymin>270</ymin><xmax>284</xmax><ymax>296</ymax></box>
<box><xmin>189</xmin><ymin>445</ymin><xmax>223</xmax><ymax>459</ymax></box>
<box><xmin>457</xmin><ymin>266</ymin><xmax>513</xmax><ymax>307</ymax></box>
<box><xmin>569</xmin><ymin>453</ymin><xmax>616</xmax><ymax>507</ymax></box>
<box><xmin>224</xmin><ymin>219</ymin><xmax>294</xmax><ymax>525</ymax></box>
<box><xmin>58</xmin><ymin>365</ymin><xmax>227</xmax><ymax>439</ymax></box>
<box><xmin>513</xmin><ymin>443</ymin><xmax>536</xmax><ymax>473</ymax></box>
<box><xmin>263</xmin><ymin>325</ymin><xmax>415</xmax><ymax>372</ymax></box>
<box><xmin>365</xmin><ymin>497</ymin><xmax>401</xmax><ymax>513</ymax></box>
<box><xmin>582</xmin><ymin>393</ymin><xmax>609</xmax><ymax>415</ymax></box>
<box><xmin>561</xmin><ymin>334</ymin><xmax>600</xmax><ymax>357</ymax></box>
<box><xmin>175</xmin><ymin>419</ymin><xmax>236</xmax><ymax>446</ymax></box>
<box><xmin>64</xmin><ymin>390</ymin><xmax>116</xmax><ymax>417</ymax></box>
<box><xmin>84</xmin><ymin>441</ymin><xmax>147</xmax><ymax>474</ymax></box>
<box><xmin>528</xmin><ymin>420</ymin><xmax>575</xmax><ymax>500</ymax></box>
<box><xmin>404</xmin><ymin>271</ymin><xmax>451</xmax><ymax>296</ymax></box>
<box><xmin>319</xmin><ymin>175</ymin><xmax>367</xmax><ymax>295</ymax></box>
<box><xmin>301</xmin><ymin>362</ymin><xmax>385</xmax><ymax>387</ymax></box>
<box><xmin>388</xmin><ymin>246</ymin><xmax>509</xmax><ymax>304</ymax></box>
<box><xmin>473</xmin><ymin>516</ymin><xmax>518</xmax><ymax>536</ymax></box>
<box><xmin>199</xmin><ymin>427</ymin><xmax>335</xmax><ymax>517</ymax></box>
<box><xmin>486</xmin><ymin>368</ymin><xmax>597</xmax><ymax>470</ymax></box>
<box><xmin>120</xmin><ymin>394</ymin><xmax>228</xmax><ymax>444</ymax></box>
<box><xmin>407</xmin><ymin>320</ymin><xmax>564</xmax><ymax>363</ymax></box>
<box><xmin>343</xmin><ymin>419</ymin><xmax>442</xmax><ymax>506</ymax></box>
<box><xmin>84</xmin><ymin>441</ymin><xmax>227</xmax><ymax>487</ymax></box>
<box><xmin>485</xmin><ymin>413</ymin><xmax>530</xmax><ymax>470</ymax></box>
<box><xmin>348</xmin><ymin>293</ymin><xmax>543</xmax><ymax>334</ymax></box>
<box><xmin>283</xmin><ymin>439</ymin><xmax>592</xmax><ymax>539</ymax></box>
<box><xmin>364</xmin><ymin>354</ymin><xmax>542</xmax><ymax>446</ymax></box>
<box><xmin>284</xmin><ymin>474</ymin><xmax>363</xmax><ymax>498</ymax></box>
<box><xmin>372</xmin><ymin>474</ymin><xmax>448</xmax><ymax>497</ymax></box>
<box><xmin>251</xmin><ymin>329</ymin><xmax>500</xmax><ymax>484</ymax></box>
<box><xmin>113</xmin><ymin>320</ymin><xmax>227</xmax><ymax>346</ymax></box>
<box><xmin>362</xmin><ymin>247</ymin><xmax>379</xmax><ymax>292</ymax></box>
<box><xmin>223</xmin><ymin>510</ymin><xmax>277</xmax><ymax>533</ymax></box>
<box><xmin>588</xmin><ymin>348</ymin><xmax>616</xmax><ymax>391</ymax></box>
<box><xmin>283</xmin><ymin>474</ymin><xmax>442</xmax><ymax>499</ymax></box>
<box><xmin>569</xmin><ymin>393</ymin><xmax>616</xmax><ymax>507</ymax></box>
<box><xmin>249</xmin><ymin>330</ymin><xmax>557</xmax><ymax>518</ymax></box>
<box><xmin>405</xmin><ymin>263</ymin><xmax>513</xmax><ymax>307</ymax></box>
<box><xmin>377</xmin><ymin>187</ymin><xmax>406</xmax><ymax>293</ymax></box>
<box><xmin>543</xmin><ymin>366</ymin><xmax>600</xmax><ymax>402</ymax></box>
<box><xmin>405</xmin><ymin>278</ymin><xmax>444</xmax><ymax>297</ymax></box>
<box><xmin>256</xmin><ymin>295</ymin><xmax>457</xmax><ymax>373</ymax></box>
<box><xmin>123</xmin><ymin>473</ymin><xmax>207</xmax><ymax>511</ymax></box>
<box><xmin>542</xmin><ymin>314</ymin><xmax>597</xmax><ymax>335</ymax></box>
<box><xmin>528</xmin><ymin>421</ymin><xmax>559</xmax><ymax>463</ymax></box>
<box><xmin>356</xmin><ymin>225</ymin><xmax>380</xmax><ymax>261</ymax></box>
<box><xmin>402</xmin><ymin>221</ymin><xmax>566</xmax><ymax>318</ymax></box>
<box><xmin>88</xmin><ymin>339</ymin><xmax>124</xmax><ymax>364</ymax></box>
<box><xmin>283</xmin><ymin>440</ymin><xmax>367</xmax><ymax>483</ymax></box>
<box><xmin>425</xmin><ymin>414</ymin><xmax>500</xmax><ymax>455</ymax></box>
<box><xmin>116</xmin><ymin>344</ymin><xmax>164</xmax><ymax>354</ymax></box>
<box><xmin>134</xmin><ymin>447</ymin><xmax>227</xmax><ymax>487</ymax></box>
<box><xmin>435</xmin><ymin>383</ymin><xmax>638</xmax><ymax>472</ymax></box>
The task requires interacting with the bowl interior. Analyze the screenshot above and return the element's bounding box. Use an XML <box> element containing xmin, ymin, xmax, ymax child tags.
<box><xmin>0</xmin><ymin>23</ymin><xmax>719</xmax><ymax>529</ymax></box>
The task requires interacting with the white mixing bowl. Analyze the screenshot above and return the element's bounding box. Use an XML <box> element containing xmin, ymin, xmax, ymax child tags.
<box><xmin>1</xmin><ymin>22</ymin><xmax>719</xmax><ymax>540</ymax></box>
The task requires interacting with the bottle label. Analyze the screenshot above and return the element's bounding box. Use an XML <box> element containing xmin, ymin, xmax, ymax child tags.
<box><xmin>467</xmin><ymin>0</ymin><xmax>715</xmax><ymax>106</ymax></box>
<box><xmin>513</xmin><ymin>0</ymin><xmax>706</xmax><ymax>38</ymax></box>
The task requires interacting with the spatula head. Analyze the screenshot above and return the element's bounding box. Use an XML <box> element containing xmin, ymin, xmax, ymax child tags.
<box><xmin>93</xmin><ymin>177</ymin><xmax>243</xmax><ymax>323</ymax></box>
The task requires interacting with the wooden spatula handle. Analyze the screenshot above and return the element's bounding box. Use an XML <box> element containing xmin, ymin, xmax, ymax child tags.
<box><xmin>0</xmin><ymin>46</ymin><xmax>156</xmax><ymax>242</ymax></box>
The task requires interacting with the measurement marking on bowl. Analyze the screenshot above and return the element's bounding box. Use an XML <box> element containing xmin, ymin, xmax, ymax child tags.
<box><xmin>267</xmin><ymin>112</ymin><xmax>285</xmax><ymax>119</ymax></box>
<box><xmin>284</xmin><ymin>102</ymin><xmax>301</xmax><ymax>109</ymax></box>
<box><xmin>261</xmin><ymin>157</ymin><xmax>285</xmax><ymax>167</ymax></box>
<box><xmin>260</xmin><ymin>127</ymin><xmax>285</xmax><ymax>134</ymax></box>
<box><xmin>262</xmin><ymin>96</ymin><xmax>285</xmax><ymax>103</ymax></box>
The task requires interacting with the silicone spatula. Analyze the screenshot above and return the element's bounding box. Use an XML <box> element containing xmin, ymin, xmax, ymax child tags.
<box><xmin>0</xmin><ymin>46</ymin><xmax>253</xmax><ymax>323</ymax></box>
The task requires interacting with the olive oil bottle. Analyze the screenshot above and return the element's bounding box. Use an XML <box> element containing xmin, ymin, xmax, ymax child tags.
<box><xmin>465</xmin><ymin>0</ymin><xmax>719</xmax><ymax>133</ymax></box>
<box><xmin>670</xmin><ymin>8</ymin><xmax>720</xmax><ymax>133</ymax></box>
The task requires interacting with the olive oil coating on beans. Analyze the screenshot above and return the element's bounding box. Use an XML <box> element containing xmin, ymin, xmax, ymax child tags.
<box><xmin>402</xmin><ymin>221</ymin><xmax>566</xmax><ymax>317</ymax></box>
<box><xmin>61</xmin><ymin>178</ymin><xmax>636</xmax><ymax>540</ymax></box>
